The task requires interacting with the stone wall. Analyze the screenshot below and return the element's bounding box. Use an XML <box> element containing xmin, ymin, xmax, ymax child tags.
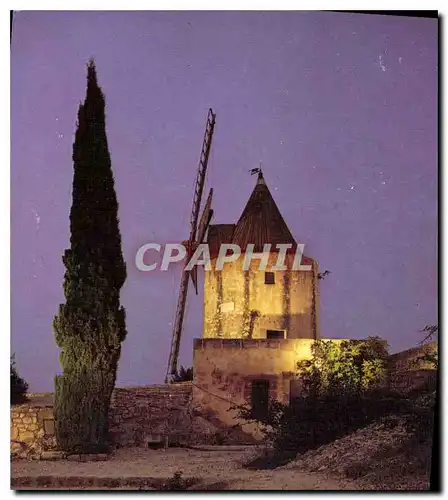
<box><xmin>109</xmin><ymin>383</ymin><xmax>193</xmax><ymax>447</ymax></box>
<box><xmin>387</xmin><ymin>342</ymin><xmax>438</xmax><ymax>393</ymax></box>
<box><xmin>11</xmin><ymin>383</ymin><xmax>195</xmax><ymax>458</ymax></box>
<box><xmin>192</xmin><ymin>338</ymin><xmax>344</xmax><ymax>435</ymax></box>
<box><xmin>11</xmin><ymin>403</ymin><xmax>55</xmax><ymax>459</ymax></box>
<box><xmin>192</xmin><ymin>338</ymin><xmax>438</xmax><ymax>438</ymax></box>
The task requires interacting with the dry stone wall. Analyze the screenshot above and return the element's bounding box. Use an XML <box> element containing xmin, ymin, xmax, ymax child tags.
<box><xmin>11</xmin><ymin>403</ymin><xmax>55</xmax><ymax>459</ymax></box>
<box><xmin>109</xmin><ymin>383</ymin><xmax>193</xmax><ymax>447</ymax></box>
<box><xmin>386</xmin><ymin>342</ymin><xmax>437</xmax><ymax>394</ymax></box>
<box><xmin>10</xmin><ymin>382</ymin><xmax>244</xmax><ymax>459</ymax></box>
<box><xmin>11</xmin><ymin>383</ymin><xmax>194</xmax><ymax>459</ymax></box>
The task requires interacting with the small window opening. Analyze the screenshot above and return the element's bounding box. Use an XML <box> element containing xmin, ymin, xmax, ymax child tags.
<box><xmin>266</xmin><ymin>329</ymin><xmax>285</xmax><ymax>340</ymax></box>
<box><xmin>265</xmin><ymin>272</ymin><xmax>275</xmax><ymax>284</ymax></box>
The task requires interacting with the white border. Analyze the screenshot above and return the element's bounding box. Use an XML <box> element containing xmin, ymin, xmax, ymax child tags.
<box><xmin>6</xmin><ymin>7</ymin><xmax>443</xmax><ymax>499</ymax></box>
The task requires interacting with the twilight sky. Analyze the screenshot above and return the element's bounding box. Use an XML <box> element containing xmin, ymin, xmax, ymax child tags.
<box><xmin>11</xmin><ymin>11</ymin><xmax>438</xmax><ymax>392</ymax></box>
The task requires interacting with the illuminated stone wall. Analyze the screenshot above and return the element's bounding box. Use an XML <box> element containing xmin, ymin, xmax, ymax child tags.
<box><xmin>192</xmin><ymin>338</ymin><xmax>322</xmax><ymax>435</ymax></box>
<box><xmin>203</xmin><ymin>253</ymin><xmax>319</xmax><ymax>340</ymax></box>
<box><xmin>10</xmin><ymin>402</ymin><xmax>55</xmax><ymax>458</ymax></box>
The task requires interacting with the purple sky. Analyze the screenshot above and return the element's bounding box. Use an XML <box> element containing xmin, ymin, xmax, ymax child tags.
<box><xmin>11</xmin><ymin>11</ymin><xmax>438</xmax><ymax>392</ymax></box>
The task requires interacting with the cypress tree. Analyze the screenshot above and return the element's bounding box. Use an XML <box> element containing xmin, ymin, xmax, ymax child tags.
<box><xmin>53</xmin><ymin>60</ymin><xmax>127</xmax><ymax>453</ymax></box>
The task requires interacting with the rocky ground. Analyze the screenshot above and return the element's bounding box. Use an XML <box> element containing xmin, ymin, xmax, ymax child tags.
<box><xmin>281</xmin><ymin>418</ymin><xmax>433</xmax><ymax>491</ymax></box>
<box><xmin>11</xmin><ymin>446</ymin><xmax>361</xmax><ymax>491</ymax></box>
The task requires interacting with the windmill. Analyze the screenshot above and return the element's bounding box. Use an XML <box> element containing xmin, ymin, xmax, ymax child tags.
<box><xmin>165</xmin><ymin>108</ymin><xmax>217</xmax><ymax>383</ymax></box>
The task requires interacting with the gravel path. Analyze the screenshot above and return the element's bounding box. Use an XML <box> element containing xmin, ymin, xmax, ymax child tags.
<box><xmin>12</xmin><ymin>447</ymin><xmax>361</xmax><ymax>491</ymax></box>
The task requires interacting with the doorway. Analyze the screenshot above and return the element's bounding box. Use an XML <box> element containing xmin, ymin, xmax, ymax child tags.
<box><xmin>251</xmin><ymin>379</ymin><xmax>269</xmax><ymax>420</ymax></box>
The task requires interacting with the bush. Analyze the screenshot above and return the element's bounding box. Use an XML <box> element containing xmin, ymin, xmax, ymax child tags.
<box><xmin>237</xmin><ymin>336</ymin><xmax>437</xmax><ymax>467</ymax></box>
<box><xmin>296</xmin><ymin>337</ymin><xmax>389</xmax><ymax>397</ymax></box>
<box><xmin>171</xmin><ymin>366</ymin><xmax>193</xmax><ymax>383</ymax></box>
<box><xmin>159</xmin><ymin>471</ymin><xmax>197</xmax><ymax>490</ymax></box>
<box><xmin>236</xmin><ymin>337</ymin><xmax>404</xmax><ymax>459</ymax></box>
<box><xmin>277</xmin><ymin>391</ymin><xmax>423</xmax><ymax>453</ymax></box>
<box><xmin>239</xmin><ymin>389</ymin><xmax>417</xmax><ymax>457</ymax></box>
<box><xmin>11</xmin><ymin>355</ymin><xmax>28</xmax><ymax>405</ymax></box>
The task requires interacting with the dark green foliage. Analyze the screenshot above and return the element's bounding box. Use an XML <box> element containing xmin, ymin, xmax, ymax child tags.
<box><xmin>159</xmin><ymin>471</ymin><xmax>196</xmax><ymax>490</ymax></box>
<box><xmin>237</xmin><ymin>337</ymin><xmax>395</xmax><ymax>461</ymax></box>
<box><xmin>418</xmin><ymin>325</ymin><xmax>438</xmax><ymax>369</ymax></box>
<box><xmin>11</xmin><ymin>354</ymin><xmax>28</xmax><ymax>405</ymax></box>
<box><xmin>54</xmin><ymin>371</ymin><xmax>113</xmax><ymax>453</ymax></box>
<box><xmin>170</xmin><ymin>365</ymin><xmax>193</xmax><ymax>383</ymax></box>
<box><xmin>269</xmin><ymin>391</ymin><xmax>421</xmax><ymax>454</ymax></box>
<box><xmin>238</xmin><ymin>337</ymin><xmax>435</xmax><ymax>469</ymax></box>
<box><xmin>53</xmin><ymin>60</ymin><xmax>127</xmax><ymax>452</ymax></box>
<box><xmin>296</xmin><ymin>337</ymin><xmax>389</xmax><ymax>398</ymax></box>
<box><xmin>238</xmin><ymin>390</ymin><xmax>422</xmax><ymax>464</ymax></box>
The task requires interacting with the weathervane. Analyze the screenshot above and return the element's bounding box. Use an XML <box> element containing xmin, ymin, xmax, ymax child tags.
<box><xmin>249</xmin><ymin>162</ymin><xmax>263</xmax><ymax>176</ymax></box>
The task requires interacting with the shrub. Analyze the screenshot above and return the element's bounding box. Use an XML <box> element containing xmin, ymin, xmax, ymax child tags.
<box><xmin>11</xmin><ymin>355</ymin><xmax>28</xmax><ymax>405</ymax></box>
<box><xmin>237</xmin><ymin>337</ymin><xmax>395</xmax><ymax>458</ymax></box>
<box><xmin>238</xmin><ymin>336</ymin><xmax>437</xmax><ymax>467</ymax></box>
<box><xmin>296</xmin><ymin>337</ymin><xmax>389</xmax><ymax>398</ymax></box>
<box><xmin>171</xmin><ymin>366</ymin><xmax>193</xmax><ymax>383</ymax></box>
<box><xmin>159</xmin><ymin>471</ymin><xmax>197</xmax><ymax>490</ymax></box>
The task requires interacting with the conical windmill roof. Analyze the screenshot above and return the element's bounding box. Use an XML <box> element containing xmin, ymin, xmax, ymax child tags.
<box><xmin>231</xmin><ymin>171</ymin><xmax>297</xmax><ymax>252</ymax></box>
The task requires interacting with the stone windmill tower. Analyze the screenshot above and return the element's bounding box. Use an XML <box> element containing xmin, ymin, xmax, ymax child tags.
<box><xmin>192</xmin><ymin>170</ymin><xmax>320</xmax><ymax>430</ymax></box>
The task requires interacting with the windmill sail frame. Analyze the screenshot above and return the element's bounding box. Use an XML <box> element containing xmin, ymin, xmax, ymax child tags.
<box><xmin>165</xmin><ymin>109</ymin><xmax>216</xmax><ymax>382</ymax></box>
